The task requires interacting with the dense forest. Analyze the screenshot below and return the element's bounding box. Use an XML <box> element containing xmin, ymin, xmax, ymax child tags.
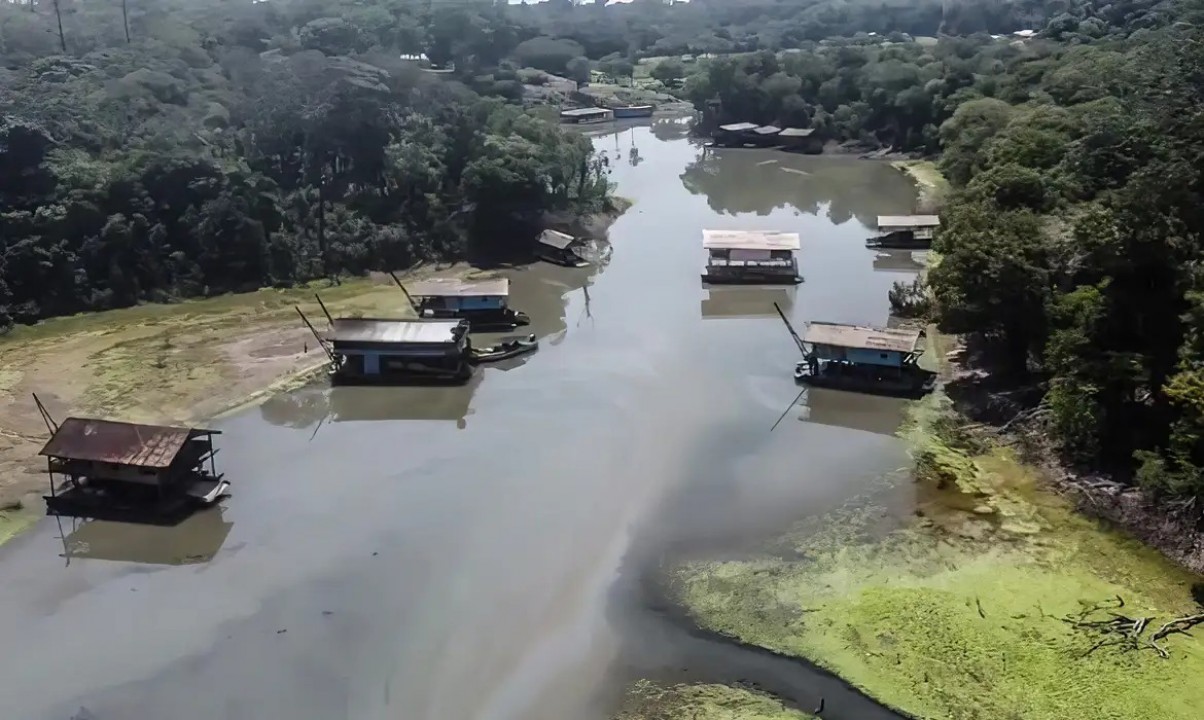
<box><xmin>922</xmin><ymin>1</ymin><xmax>1204</xmax><ymax>505</ymax></box>
<box><xmin>0</xmin><ymin>0</ymin><xmax>1168</xmax><ymax>330</ymax></box>
<box><xmin>0</xmin><ymin>0</ymin><xmax>616</xmax><ymax>328</ymax></box>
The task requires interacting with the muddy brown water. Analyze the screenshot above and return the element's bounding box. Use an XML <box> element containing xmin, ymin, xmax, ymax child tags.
<box><xmin>0</xmin><ymin>120</ymin><xmax>922</xmax><ymax>720</ymax></box>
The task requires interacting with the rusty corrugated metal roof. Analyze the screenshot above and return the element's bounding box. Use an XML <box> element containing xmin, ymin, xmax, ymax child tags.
<box><xmin>39</xmin><ymin>418</ymin><xmax>215</xmax><ymax>469</ymax></box>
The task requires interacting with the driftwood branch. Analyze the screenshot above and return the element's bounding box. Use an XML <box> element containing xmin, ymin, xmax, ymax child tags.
<box><xmin>1063</xmin><ymin>598</ymin><xmax>1204</xmax><ymax>660</ymax></box>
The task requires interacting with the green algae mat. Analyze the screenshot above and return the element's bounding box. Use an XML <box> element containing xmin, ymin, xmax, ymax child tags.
<box><xmin>672</xmin><ymin>395</ymin><xmax>1204</xmax><ymax>720</ymax></box>
<box><xmin>615</xmin><ymin>682</ymin><xmax>815</xmax><ymax>720</ymax></box>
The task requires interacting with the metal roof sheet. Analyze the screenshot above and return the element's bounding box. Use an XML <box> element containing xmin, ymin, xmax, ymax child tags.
<box><xmin>407</xmin><ymin>278</ymin><xmax>509</xmax><ymax>297</ymax></box>
<box><xmin>719</xmin><ymin>122</ymin><xmax>758</xmax><ymax>132</ymax></box>
<box><xmin>561</xmin><ymin>107</ymin><xmax>612</xmax><ymax>117</ymax></box>
<box><xmin>327</xmin><ymin>318</ymin><xmax>465</xmax><ymax>344</ymax></box>
<box><xmin>538</xmin><ymin>229</ymin><xmax>577</xmax><ymax>249</ymax></box>
<box><xmin>753</xmin><ymin>125</ymin><xmax>782</xmax><ymax>135</ymax></box>
<box><xmin>804</xmin><ymin>322</ymin><xmax>923</xmax><ymax>353</ymax></box>
<box><xmin>779</xmin><ymin>127</ymin><xmax>816</xmax><ymax>137</ymax></box>
<box><xmin>39</xmin><ymin>417</ymin><xmax>215</xmax><ymax>468</ymax></box>
<box><xmin>703</xmin><ymin>229</ymin><xmax>801</xmax><ymax>251</ymax></box>
<box><xmin>877</xmin><ymin>215</ymin><xmax>941</xmax><ymax>229</ymax></box>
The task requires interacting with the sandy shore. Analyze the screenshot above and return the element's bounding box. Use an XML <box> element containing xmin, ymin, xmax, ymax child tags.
<box><xmin>0</xmin><ymin>265</ymin><xmax>484</xmax><ymax>515</ymax></box>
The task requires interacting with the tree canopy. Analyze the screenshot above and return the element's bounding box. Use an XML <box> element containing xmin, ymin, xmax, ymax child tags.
<box><xmin>921</xmin><ymin>0</ymin><xmax>1204</xmax><ymax>503</ymax></box>
<box><xmin>0</xmin><ymin>0</ymin><xmax>610</xmax><ymax>327</ymax></box>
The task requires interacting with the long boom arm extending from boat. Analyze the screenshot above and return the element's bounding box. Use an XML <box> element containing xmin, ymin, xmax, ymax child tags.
<box><xmin>774</xmin><ymin>302</ymin><xmax>806</xmax><ymax>356</ymax></box>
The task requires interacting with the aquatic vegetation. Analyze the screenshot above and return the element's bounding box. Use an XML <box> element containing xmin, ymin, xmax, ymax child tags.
<box><xmin>0</xmin><ymin>501</ymin><xmax>36</xmax><ymax>547</ymax></box>
<box><xmin>614</xmin><ymin>681</ymin><xmax>814</xmax><ymax>720</ymax></box>
<box><xmin>672</xmin><ymin>393</ymin><xmax>1204</xmax><ymax>720</ymax></box>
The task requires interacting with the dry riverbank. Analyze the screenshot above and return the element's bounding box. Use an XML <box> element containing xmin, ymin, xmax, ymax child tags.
<box><xmin>0</xmin><ymin>265</ymin><xmax>484</xmax><ymax>513</ymax></box>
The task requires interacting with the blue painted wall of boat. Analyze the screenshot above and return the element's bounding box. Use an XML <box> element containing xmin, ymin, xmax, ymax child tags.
<box><xmin>812</xmin><ymin>344</ymin><xmax>907</xmax><ymax>368</ymax></box>
<box><xmin>453</xmin><ymin>296</ymin><xmax>505</xmax><ymax>310</ymax></box>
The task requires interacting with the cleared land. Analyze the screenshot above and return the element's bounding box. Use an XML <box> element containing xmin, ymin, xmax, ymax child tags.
<box><xmin>0</xmin><ymin>266</ymin><xmax>480</xmax><ymax>511</ymax></box>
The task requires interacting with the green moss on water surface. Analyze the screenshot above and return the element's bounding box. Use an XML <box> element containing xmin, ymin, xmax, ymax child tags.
<box><xmin>0</xmin><ymin>502</ymin><xmax>37</xmax><ymax>547</ymax></box>
<box><xmin>673</xmin><ymin>391</ymin><xmax>1204</xmax><ymax>720</ymax></box>
<box><xmin>615</xmin><ymin>681</ymin><xmax>814</xmax><ymax>720</ymax></box>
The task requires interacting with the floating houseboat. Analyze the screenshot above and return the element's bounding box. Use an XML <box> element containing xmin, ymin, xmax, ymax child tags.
<box><xmin>537</xmin><ymin>229</ymin><xmax>590</xmax><ymax>267</ymax></box>
<box><xmin>325</xmin><ymin>318</ymin><xmax>473</xmax><ymax>385</ymax></box>
<box><xmin>610</xmin><ymin>104</ymin><xmax>655</xmax><ymax>119</ymax></box>
<box><xmin>778</xmin><ymin>127</ymin><xmax>823</xmax><ymax>154</ymax></box>
<box><xmin>794</xmin><ymin>322</ymin><xmax>936</xmax><ymax>397</ymax></box>
<box><xmin>751</xmin><ymin>125</ymin><xmax>783</xmax><ymax>146</ymax></box>
<box><xmin>701</xmin><ymin>229</ymin><xmax>802</xmax><ymax>285</ymax></box>
<box><xmin>713</xmin><ymin>122</ymin><xmax>759</xmax><ymax>146</ymax></box>
<box><xmin>404</xmin><ymin>278</ymin><xmax>530</xmax><ymax>332</ymax></box>
<box><xmin>866</xmin><ymin>215</ymin><xmax>941</xmax><ymax>249</ymax></box>
<box><xmin>40</xmin><ymin>416</ymin><xmax>228</xmax><ymax>525</ymax></box>
<box><xmin>560</xmin><ymin>107</ymin><xmax>614</xmax><ymax>125</ymax></box>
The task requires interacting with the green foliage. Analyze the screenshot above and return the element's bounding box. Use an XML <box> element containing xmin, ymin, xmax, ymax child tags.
<box><xmin>925</xmin><ymin>0</ymin><xmax>1204</xmax><ymax>502</ymax></box>
<box><xmin>0</xmin><ymin>0</ymin><xmax>611</xmax><ymax>330</ymax></box>
<box><xmin>649</xmin><ymin>58</ymin><xmax>685</xmax><ymax>85</ymax></box>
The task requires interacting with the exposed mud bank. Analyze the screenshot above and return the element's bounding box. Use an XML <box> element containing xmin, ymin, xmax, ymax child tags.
<box><xmin>0</xmin><ymin>207</ymin><xmax>631</xmax><ymax>537</ymax></box>
<box><xmin>1050</xmin><ymin>471</ymin><xmax>1204</xmax><ymax>575</ymax></box>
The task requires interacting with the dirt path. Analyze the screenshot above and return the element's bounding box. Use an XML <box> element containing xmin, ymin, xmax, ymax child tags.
<box><xmin>0</xmin><ymin>265</ymin><xmax>481</xmax><ymax>510</ymax></box>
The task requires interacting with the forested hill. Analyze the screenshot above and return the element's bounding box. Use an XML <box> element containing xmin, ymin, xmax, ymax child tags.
<box><xmin>0</xmin><ymin>0</ymin><xmax>616</xmax><ymax>329</ymax></box>
<box><xmin>0</xmin><ymin>0</ymin><xmax>1174</xmax><ymax>332</ymax></box>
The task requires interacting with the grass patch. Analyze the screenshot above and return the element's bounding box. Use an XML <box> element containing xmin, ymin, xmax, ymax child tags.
<box><xmin>671</xmin><ymin>392</ymin><xmax>1204</xmax><ymax>720</ymax></box>
<box><xmin>615</xmin><ymin>681</ymin><xmax>814</xmax><ymax>720</ymax></box>
<box><xmin>891</xmin><ymin>159</ymin><xmax>950</xmax><ymax>212</ymax></box>
<box><xmin>0</xmin><ymin>502</ymin><xmax>37</xmax><ymax>547</ymax></box>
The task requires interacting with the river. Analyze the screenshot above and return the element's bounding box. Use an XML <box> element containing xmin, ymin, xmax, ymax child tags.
<box><xmin>0</xmin><ymin>119</ymin><xmax>924</xmax><ymax>720</ymax></box>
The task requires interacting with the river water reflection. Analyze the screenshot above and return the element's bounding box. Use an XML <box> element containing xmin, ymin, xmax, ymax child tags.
<box><xmin>0</xmin><ymin>121</ymin><xmax>921</xmax><ymax>720</ymax></box>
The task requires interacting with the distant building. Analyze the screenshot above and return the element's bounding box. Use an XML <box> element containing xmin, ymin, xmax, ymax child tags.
<box><xmin>537</xmin><ymin>229</ymin><xmax>590</xmax><ymax>267</ymax></box>
<box><xmin>778</xmin><ymin>127</ymin><xmax>822</xmax><ymax>154</ymax></box>
<box><xmin>866</xmin><ymin>215</ymin><xmax>941</xmax><ymax>249</ymax></box>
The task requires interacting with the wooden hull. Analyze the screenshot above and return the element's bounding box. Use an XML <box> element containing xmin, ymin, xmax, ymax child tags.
<box><xmin>701</xmin><ymin>272</ymin><xmax>803</xmax><ymax>286</ymax></box>
<box><xmin>794</xmin><ymin>362</ymin><xmax>936</xmax><ymax>398</ymax></box>
<box><xmin>45</xmin><ymin>474</ymin><xmax>228</xmax><ymax>525</ymax></box>
<box><xmin>865</xmin><ymin>235</ymin><xmax>932</xmax><ymax>250</ymax></box>
<box><xmin>612</xmin><ymin>106</ymin><xmax>654</xmax><ymax>118</ymax></box>
<box><xmin>419</xmin><ymin>308</ymin><xmax>530</xmax><ymax>333</ymax></box>
<box><xmin>537</xmin><ymin>249</ymin><xmax>589</xmax><ymax>267</ymax></box>
<box><xmin>471</xmin><ymin>335</ymin><xmax>539</xmax><ymax>364</ymax></box>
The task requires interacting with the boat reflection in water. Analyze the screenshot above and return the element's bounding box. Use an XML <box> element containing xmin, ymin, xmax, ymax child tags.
<box><xmin>700</xmin><ymin>286</ymin><xmax>796</xmax><ymax>320</ymax></box>
<box><xmin>328</xmin><ymin>372</ymin><xmax>484</xmax><ymax>429</ymax></box>
<box><xmin>798</xmin><ymin>387</ymin><xmax>909</xmax><ymax>438</ymax></box>
<box><xmin>56</xmin><ymin>506</ymin><xmax>233</xmax><ymax>566</ymax></box>
<box><xmin>872</xmin><ymin>249</ymin><xmax>926</xmax><ymax>274</ymax></box>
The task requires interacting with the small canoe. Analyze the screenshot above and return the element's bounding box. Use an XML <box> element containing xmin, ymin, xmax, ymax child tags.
<box><xmin>471</xmin><ymin>334</ymin><xmax>539</xmax><ymax>364</ymax></box>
